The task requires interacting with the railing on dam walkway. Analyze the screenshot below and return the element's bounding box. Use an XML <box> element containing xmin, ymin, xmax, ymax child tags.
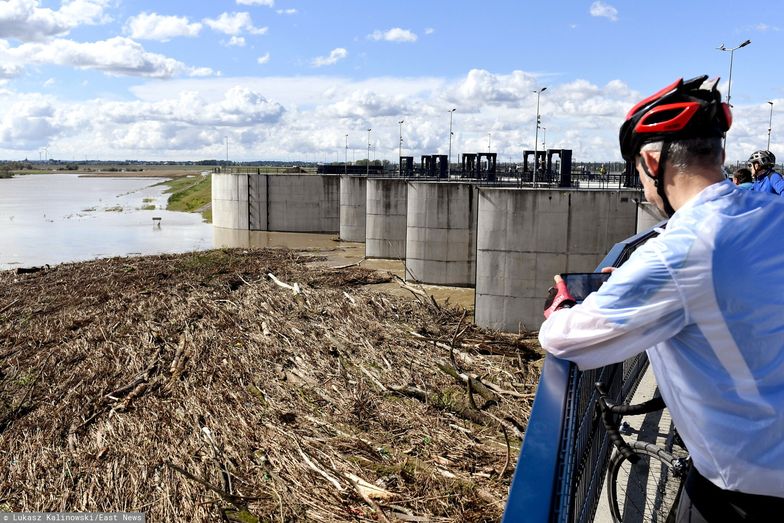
<box><xmin>502</xmin><ymin>224</ymin><xmax>664</xmax><ymax>523</ymax></box>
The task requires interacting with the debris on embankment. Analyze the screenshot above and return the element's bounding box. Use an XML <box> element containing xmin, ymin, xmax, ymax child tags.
<box><xmin>0</xmin><ymin>249</ymin><xmax>542</xmax><ymax>522</ymax></box>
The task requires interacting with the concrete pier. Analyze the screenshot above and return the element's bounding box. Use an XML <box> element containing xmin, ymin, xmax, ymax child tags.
<box><xmin>212</xmin><ymin>172</ymin><xmax>249</xmax><ymax>230</ymax></box>
<box><xmin>636</xmin><ymin>201</ymin><xmax>665</xmax><ymax>233</ymax></box>
<box><xmin>215</xmin><ymin>173</ymin><xmax>340</xmax><ymax>233</ymax></box>
<box><xmin>339</xmin><ymin>175</ymin><xmax>367</xmax><ymax>242</ymax></box>
<box><xmin>365</xmin><ymin>178</ymin><xmax>408</xmax><ymax>259</ymax></box>
<box><xmin>406</xmin><ymin>182</ymin><xmax>478</xmax><ymax>286</ymax></box>
<box><xmin>266</xmin><ymin>174</ymin><xmax>340</xmax><ymax>233</ymax></box>
<box><xmin>474</xmin><ymin>188</ymin><xmax>638</xmax><ymax>332</ymax></box>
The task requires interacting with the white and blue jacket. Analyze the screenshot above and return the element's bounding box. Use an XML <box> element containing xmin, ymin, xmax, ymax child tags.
<box><xmin>539</xmin><ymin>180</ymin><xmax>784</xmax><ymax>497</ymax></box>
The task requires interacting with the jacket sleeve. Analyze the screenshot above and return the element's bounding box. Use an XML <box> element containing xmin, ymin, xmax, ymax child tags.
<box><xmin>538</xmin><ymin>241</ymin><xmax>687</xmax><ymax>370</ymax></box>
<box><xmin>770</xmin><ymin>172</ymin><xmax>784</xmax><ymax>195</ymax></box>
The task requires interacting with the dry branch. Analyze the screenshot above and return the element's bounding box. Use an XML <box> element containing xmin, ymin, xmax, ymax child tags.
<box><xmin>0</xmin><ymin>248</ymin><xmax>541</xmax><ymax>522</ymax></box>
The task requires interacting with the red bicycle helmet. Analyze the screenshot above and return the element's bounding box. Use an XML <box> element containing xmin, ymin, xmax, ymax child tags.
<box><xmin>619</xmin><ymin>75</ymin><xmax>732</xmax><ymax>162</ymax></box>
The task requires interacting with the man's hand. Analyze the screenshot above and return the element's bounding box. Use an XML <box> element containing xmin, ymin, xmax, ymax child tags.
<box><xmin>544</xmin><ymin>275</ymin><xmax>577</xmax><ymax>319</ymax></box>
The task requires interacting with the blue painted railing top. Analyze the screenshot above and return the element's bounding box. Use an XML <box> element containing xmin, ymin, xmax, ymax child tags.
<box><xmin>502</xmin><ymin>222</ymin><xmax>665</xmax><ymax>523</ymax></box>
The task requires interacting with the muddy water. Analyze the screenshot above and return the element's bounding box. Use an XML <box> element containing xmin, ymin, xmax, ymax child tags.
<box><xmin>213</xmin><ymin>227</ymin><xmax>476</xmax><ymax>311</ymax></box>
<box><xmin>0</xmin><ymin>173</ymin><xmax>212</xmax><ymax>269</ymax></box>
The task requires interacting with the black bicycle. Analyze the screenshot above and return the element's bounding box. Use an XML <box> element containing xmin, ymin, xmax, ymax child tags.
<box><xmin>595</xmin><ymin>382</ymin><xmax>690</xmax><ymax>523</ymax></box>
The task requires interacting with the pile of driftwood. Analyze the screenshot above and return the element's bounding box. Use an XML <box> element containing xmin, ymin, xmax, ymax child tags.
<box><xmin>0</xmin><ymin>249</ymin><xmax>542</xmax><ymax>522</ymax></box>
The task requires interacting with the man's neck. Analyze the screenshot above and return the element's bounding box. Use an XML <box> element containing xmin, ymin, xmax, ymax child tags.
<box><xmin>668</xmin><ymin>166</ymin><xmax>725</xmax><ymax>210</ymax></box>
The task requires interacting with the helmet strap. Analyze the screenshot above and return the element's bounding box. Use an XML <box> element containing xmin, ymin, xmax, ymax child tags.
<box><xmin>640</xmin><ymin>142</ymin><xmax>676</xmax><ymax>217</ymax></box>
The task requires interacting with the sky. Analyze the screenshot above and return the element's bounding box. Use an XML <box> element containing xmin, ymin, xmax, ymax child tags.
<box><xmin>0</xmin><ymin>0</ymin><xmax>782</xmax><ymax>164</ymax></box>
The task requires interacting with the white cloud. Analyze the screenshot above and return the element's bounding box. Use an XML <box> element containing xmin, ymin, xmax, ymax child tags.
<box><xmin>0</xmin><ymin>61</ymin><xmax>24</xmax><ymax>78</ymax></box>
<box><xmin>189</xmin><ymin>67</ymin><xmax>215</xmax><ymax>78</ymax></box>
<box><xmin>43</xmin><ymin>77</ymin><xmax>55</xmax><ymax>87</ymax></box>
<box><xmin>257</xmin><ymin>53</ymin><xmax>270</xmax><ymax>64</ymax></box>
<box><xmin>203</xmin><ymin>12</ymin><xmax>267</xmax><ymax>36</ymax></box>
<box><xmin>99</xmin><ymin>87</ymin><xmax>285</xmax><ymax>128</ymax></box>
<box><xmin>276</xmin><ymin>9</ymin><xmax>297</xmax><ymax>15</ymax></box>
<box><xmin>0</xmin><ymin>95</ymin><xmax>60</xmax><ymax>148</ymax></box>
<box><xmin>368</xmin><ymin>28</ymin><xmax>417</xmax><ymax>43</ymax></box>
<box><xmin>312</xmin><ymin>48</ymin><xmax>347</xmax><ymax>67</ymax></box>
<box><xmin>320</xmin><ymin>90</ymin><xmax>410</xmax><ymax>119</ymax></box>
<box><xmin>454</xmin><ymin>69</ymin><xmax>537</xmax><ymax>105</ymax></box>
<box><xmin>237</xmin><ymin>0</ymin><xmax>274</xmax><ymax>6</ymax></box>
<box><xmin>17</xmin><ymin>68</ymin><xmax>775</xmax><ymax>162</ymax></box>
<box><xmin>226</xmin><ymin>36</ymin><xmax>246</xmax><ymax>47</ymax></box>
<box><xmin>424</xmin><ymin>27</ymin><xmax>434</xmax><ymax>35</ymax></box>
<box><xmin>0</xmin><ymin>0</ymin><xmax>111</xmax><ymax>41</ymax></box>
<box><xmin>753</xmin><ymin>23</ymin><xmax>780</xmax><ymax>32</ymax></box>
<box><xmin>0</xmin><ymin>37</ymin><xmax>211</xmax><ymax>79</ymax></box>
<box><xmin>590</xmin><ymin>1</ymin><xmax>618</xmax><ymax>22</ymax></box>
<box><xmin>125</xmin><ymin>12</ymin><xmax>202</xmax><ymax>41</ymax></box>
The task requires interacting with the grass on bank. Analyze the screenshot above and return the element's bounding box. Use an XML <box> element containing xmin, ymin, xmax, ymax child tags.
<box><xmin>159</xmin><ymin>175</ymin><xmax>212</xmax><ymax>222</ymax></box>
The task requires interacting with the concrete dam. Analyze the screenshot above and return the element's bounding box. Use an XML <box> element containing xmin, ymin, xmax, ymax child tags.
<box><xmin>212</xmin><ymin>172</ymin><xmax>648</xmax><ymax>331</ymax></box>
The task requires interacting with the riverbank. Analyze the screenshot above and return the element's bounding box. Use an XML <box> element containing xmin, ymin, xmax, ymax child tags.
<box><xmin>159</xmin><ymin>175</ymin><xmax>212</xmax><ymax>222</ymax></box>
<box><xmin>80</xmin><ymin>170</ymin><xmax>213</xmax><ymax>222</ymax></box>
<box><xmin>0</xmin><ymin>248</ymin><xmax>541</xmax><ymax>522</ymax></box>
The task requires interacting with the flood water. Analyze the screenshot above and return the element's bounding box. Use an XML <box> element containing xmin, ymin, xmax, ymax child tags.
<box><xmin>0</xmin><ymin>174</ymin><xmax>475</xmax><ymax>310</ymax></box>
<box><xmin>0</xmin><ymin>173</ymin><xmax>212</xmax><ymax>269</ymax></box>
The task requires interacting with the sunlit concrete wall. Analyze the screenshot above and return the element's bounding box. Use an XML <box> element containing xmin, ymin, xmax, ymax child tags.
<box><xmin>339</xmin><ymin>175</ymin><xmax>367</xmax><ymax>242</ymax></box>
<box><xmin>365</xmin><ymin>178</ymin><xmax>408</xmax><ymax>259</ymax></box>
<box><xmin>264</xmin><ymin>174</ymin><xmax>340</xmax><ymax>233</ymax></box>
<box><xmin>406</xmin><ymin>182</ymin><xmax>478</xmax><ymax>286</ymax></box>
<box><xmin>475</xmin><ymin>188</ymin><xmax>638</xmax><ymax>332</ymax></box>
<box><xmin>212</xmin><ymin>172</ymin><xmax>249</xmax><ymax>230</ymax></box>
<box><xmin>248</xmin><ymin>173</ymin><xmax>267</xmax><ymax>230</ymax></box>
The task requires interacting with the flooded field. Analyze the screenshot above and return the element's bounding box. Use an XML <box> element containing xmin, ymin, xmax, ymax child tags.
<box><xmin>0</xmin><ymin>174</ymin><xmax>476</xmax><ymax>311</ymax></box>
<box><xmin>0</xmin><ymin>173</ymin><xmax>212</xmax><ymax>269</ymax></box>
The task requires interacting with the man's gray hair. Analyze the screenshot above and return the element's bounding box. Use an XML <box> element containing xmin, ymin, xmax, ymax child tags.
<box><xmin>640</xmin><ymin>137</ymin><xmax>724</xmax><ymax>171</ymax></box>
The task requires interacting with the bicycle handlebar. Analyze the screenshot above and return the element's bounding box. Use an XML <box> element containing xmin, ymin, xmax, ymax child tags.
<box><xmin>594</xmin><ymin>382</ymin><xmax>665</xmax><ymax>464</ymax></box>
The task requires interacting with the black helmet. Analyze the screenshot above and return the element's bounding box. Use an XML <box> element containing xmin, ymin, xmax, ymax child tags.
<box><xmin>747</xmin><ymin>150</ymin><xmax>776</xmax><ymax>168</ymax></box>
<box><xmin>619</xmin><ymin>75</ymin><xmax>732</xmax><ymax>161</ymax></box>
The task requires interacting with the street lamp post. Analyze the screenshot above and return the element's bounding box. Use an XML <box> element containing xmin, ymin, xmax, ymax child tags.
<box><xmin>767</xmin><ymin>101</ymin><xmax>774</xmax><ymax>151</ymax></box>
<box><xmin>447</xmin><ymin>108</ymin><xmax>456</xmax><ymax>177</ymax></box>
<box><xmin>533</xmin><ymin>87</ymin><xmax>547</xmax><ymax>185</ymax></box>
<box><xmin>488</xmin><ymin>132</ymin><xmax>491</xmax><ymax>153</ymax></box>
<box><xmin>717</xmin><ymin>39</ymin><xmax>751</xmax><ymax>152</ymax></box>
<box><xmin>224</xmin><ymin>136</ymin><xmax>229</xmax><ymax>172</ymax></box>
<box><xmin>398</xmin><ymin>120</ymin><xmax>404</xmax><ymax>176</ymax></box>
<box><xmin>542</xmin><ymin>127</ymin><xmax>547</xmax><ymax>151</ymax></box>
<box><xmin>345</xmin><ymin>134</ymin><xmax>348</xmax><ymax>175</ymax></box>
<box><xmin>367</xmin><ymin>128</ymin><xmax>371</xmax><ymax>176</ymax></box>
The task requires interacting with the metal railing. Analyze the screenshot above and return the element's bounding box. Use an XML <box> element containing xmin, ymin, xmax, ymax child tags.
<box><xmin>502</xmin><ymin>223</ymin><xmax>664</xmax><ymax>523</ymax></box>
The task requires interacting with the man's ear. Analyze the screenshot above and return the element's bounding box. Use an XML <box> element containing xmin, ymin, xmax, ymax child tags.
<box><xmin>639</xmin><ymin>149</ymin><xmax>661</xmax><ymax>180</ymax></box>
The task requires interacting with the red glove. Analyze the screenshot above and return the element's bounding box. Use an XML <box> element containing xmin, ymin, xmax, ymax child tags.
<box><xmin>544</xmin><ymin>277</ymin><xmax>576</xmax><ymax>319</ymax></box>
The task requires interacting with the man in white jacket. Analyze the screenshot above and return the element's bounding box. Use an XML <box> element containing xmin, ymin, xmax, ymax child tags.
<box><xmin>539</xmin><ymin>75</ymin><xmax>784</xmax><ymax>522</ymax></box>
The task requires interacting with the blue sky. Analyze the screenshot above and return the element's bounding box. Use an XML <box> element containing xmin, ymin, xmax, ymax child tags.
<box><xmin>0</xmin><ymin>0</ymin><xmax>782</xmax><ymax>162</ymax></box>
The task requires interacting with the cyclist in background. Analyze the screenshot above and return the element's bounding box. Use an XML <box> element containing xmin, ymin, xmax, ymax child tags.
<box><xmin>539</xmin><ymin>75</ymin><xmax>784</xmax><ymax>522</ymax></box>
<box><xmin>732</xmin><ymin>167</ymin><xmax>753</xmax><ymax>189</ymax></box>
<box><xmin>747</xmin><ymin>149</ymin><xmax>784</xmax><ymax>194</ymax></box>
